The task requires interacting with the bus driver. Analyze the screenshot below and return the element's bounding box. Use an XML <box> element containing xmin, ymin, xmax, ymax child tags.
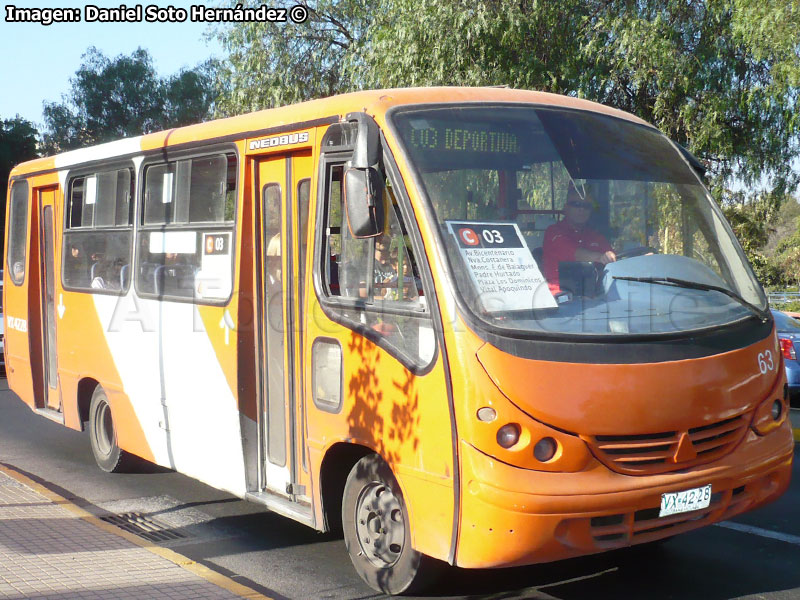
<box><xmin>542</xmin><ymin>183</ymin><xmax>616</xmax><ymax>294</ymax></box>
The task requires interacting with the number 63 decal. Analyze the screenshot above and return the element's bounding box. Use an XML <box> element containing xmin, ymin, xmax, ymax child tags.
<box><xmin>757</xmin><ymin>350</ymin><xmax>775</xmax><ymax>374</ymax></box>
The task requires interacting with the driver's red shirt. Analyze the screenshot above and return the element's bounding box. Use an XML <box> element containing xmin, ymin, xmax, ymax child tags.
<box><xmin>542</xmin><ymin>219</ymin><xmax>612</xmax><ymax>293</ymax></box>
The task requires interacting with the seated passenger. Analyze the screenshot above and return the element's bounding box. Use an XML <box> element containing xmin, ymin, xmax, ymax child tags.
<box><xmin>64</xmin><ymin>241</ymin><xmax>89</xmax><ymax>287</ymax></box>
<box><xmin>543</xmin><ymin>183</ymin><xmax>616</xmax><ymax>294</ymax></box>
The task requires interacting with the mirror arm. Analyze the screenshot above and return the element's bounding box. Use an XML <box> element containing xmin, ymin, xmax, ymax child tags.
<box><xmin>346</xmin><ymin>112</ymin><xmax>381</xmax><ymax>169</ymax></box>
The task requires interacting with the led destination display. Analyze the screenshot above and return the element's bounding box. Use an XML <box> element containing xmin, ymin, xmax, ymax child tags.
<box><xmin>406</xmin><ymin>126</ymin><xmax>520</xmax><ymax>155</ymax></box>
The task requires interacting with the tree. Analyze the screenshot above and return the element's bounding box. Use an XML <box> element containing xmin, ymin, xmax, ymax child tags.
<box><xmin>1</xmin><ymin>116</ymin><xmax>37</xmax><ymax>189</ymax></box>
<box><xmin>722</xmin><ymin>194</ymin><xmax>784</xmax><ymax>286</ymax></box>
<box><xmin>581</xmin><ymin>0</ymin><xmax>800</xmax><ymax>201</ymax></box>
<box><xmin>0</xmin><ymin>116</ymin><xmax>38</xmax><ymax>255</ymax></box>
<box><xmin>42</xmin><ymin>48</ymin><xmax>218</xmax><ymax>153</ymax></box>
<box><xmin>213</xmin><ymin>0</ymin><xmax>372</xmax><ymax>115</ymax></box>
<box><xmin>215</xmin><ymin>0</ymin><xmax>800</xmax><ymax>203</ymax></box>
<box><xmin>769</xmin><ymin>199</ymin><xmax>800</xmax><ymax>288</ymax></box>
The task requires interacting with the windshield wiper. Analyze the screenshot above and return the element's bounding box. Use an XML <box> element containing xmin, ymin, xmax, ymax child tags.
<box><xmin>611</xmin><ymin>276</ymin><xmax>769</xmax><ymax>322</ymax></box>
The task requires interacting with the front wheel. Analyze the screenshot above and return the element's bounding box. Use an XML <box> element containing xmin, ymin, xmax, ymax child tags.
<box><xmin>88</xmin><ymin>386</ymin><xmax>133</xmax><ymax>473</ymax></box>
<box><xmin>342</xmin><ymin>454</ymin><xmax>440</xmax><ymax>594</ymax></box>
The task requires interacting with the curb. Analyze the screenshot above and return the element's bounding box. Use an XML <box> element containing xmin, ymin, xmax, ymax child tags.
<box><xmin>0</xmin><ymin>463</ymin><xmax>273</xmax><ymax>600</ymax></box>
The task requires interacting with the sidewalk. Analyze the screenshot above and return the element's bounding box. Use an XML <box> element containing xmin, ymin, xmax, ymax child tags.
<box><xmin>0</xmin><ymin>468</ymin><xmax>267</xmax><ymax>600</ymax></box>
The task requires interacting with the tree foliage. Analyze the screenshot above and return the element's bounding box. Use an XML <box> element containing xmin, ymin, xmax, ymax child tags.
<box><xmin>724</xmin><ymin>195</ymin><xmax>800</xmax><ymax>288</ymax></box>
<box><xmin>213</xmin><ymin>0</ymin><xmax>373</xmax><ymax>114</ymax></box>
<box><xmin>1</xmin><ymin>116</ymin><xmax>38</xmax><ymax>190</ymax></box>
<box><xmin>1</xmin><ymin>116</ymin><xmax>38</xmax><ymax>255</ymax></box>
<box><xmin>42</xmin><ymin>47</ymin><xmax>218</xmax><ymax>154</ymax></box>
<box><xmin>215</xmin><ymin>0</ymin><xmax>800</xmax><ymax>201</ymax></box>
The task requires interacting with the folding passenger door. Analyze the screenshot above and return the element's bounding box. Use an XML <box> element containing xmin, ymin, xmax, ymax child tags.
<box><xmin>31</xmin><ymin>187</ymin><xmax>62</xmax><ymax>413</ymax></box>
<box><xmin>255</xmin><ymin>151</ymin><xmax>314</xmax><ymax>502</ymax></box>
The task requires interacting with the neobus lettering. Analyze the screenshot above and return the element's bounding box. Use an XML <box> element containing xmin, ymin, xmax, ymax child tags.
<box><xmin>5</xmin><ymin>5</ymin><xmax>81</xmax><ymax>25</ymax></box>
<box><xmin>248</xmin><ymin>132</ymin><xmax>309</xmax><ymax>150</ymax></box>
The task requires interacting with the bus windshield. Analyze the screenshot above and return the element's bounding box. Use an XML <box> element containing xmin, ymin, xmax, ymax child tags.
<box><xmin>391</xmin><ymin>105</ymin><xmax>767</xmax><ymax>336</ymax></box>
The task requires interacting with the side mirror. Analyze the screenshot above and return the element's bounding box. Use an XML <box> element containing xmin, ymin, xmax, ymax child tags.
<box><xmin>344</xmin><ymin>167</ymin><xmax>384</xmax><ymax>238</ymax></box>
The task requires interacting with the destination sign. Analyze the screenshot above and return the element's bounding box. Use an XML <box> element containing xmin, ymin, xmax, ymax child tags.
<box><xmin>405</xmin><ymin>124</ymin><xmax>519</xmax><ymax>156</ymax></box>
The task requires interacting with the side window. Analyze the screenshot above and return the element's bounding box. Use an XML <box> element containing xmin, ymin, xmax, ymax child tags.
<box><xmin>298</xmin><ymin>178</ymin><xmax>311</xmax><ymax>309</ymax></box>
<box><xmin>322</xmin><ymin>164</ymin><xmax>371</xmax><ymax>298</ymax></box>
<box><xmin>62</xmin><ymin>168</ymin><xmax>133</xmax><ymax>293</ymax></box>
<box><xmin>373</xmin><ymin>183</ymin><xmax>424</xmax><ymax>304</ymax></box>
<box><xmin>319</xmin><ymin>160</ymin><xmax>434</xmax><ymax>367</ymax></box>
<box><xmin>136</xmin><ymin>152</ymin><xmax>237</xmax><ymax>302</ymax></box>
<box><xmin>7</xmin><ymin>180</ymin><xmax>29</xmax><ymax>285</ymax></box>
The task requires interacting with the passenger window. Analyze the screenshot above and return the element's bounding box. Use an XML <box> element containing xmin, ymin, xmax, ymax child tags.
<box><xmin>143</xmin><ymin>155</ymin><xmax>232</xmax><ymax>226</ymax></box>
<box><xmin>319</xmin><ymin>161</ymin><xmax>434</xmax><ymax>367</ymax></box>
<box><xmin>136</xmin><ymin>152</ymin><xmax>237</xmax><ymax>302</ymax></box>
<box><xmin>63</xmin><ymin>168</ymin><xmax>133</xmax><ymax>293</ymax></box>
<box><xmin>7</xmin><ymin>180</ymin><xmax>29</xmax><ymax>285</ymax></box>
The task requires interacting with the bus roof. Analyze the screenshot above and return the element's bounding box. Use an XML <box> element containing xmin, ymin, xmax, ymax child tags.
<box><xmin>9</xmin><ymin>87</ymin><xmax>651</xmax><ymax>180</ymax></box>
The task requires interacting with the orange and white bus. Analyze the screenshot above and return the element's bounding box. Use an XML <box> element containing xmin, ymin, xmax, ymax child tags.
<box><xmin>4</xmin><ymin>88</ymin><xmax>793</xmax><ymax>594</ymax></box>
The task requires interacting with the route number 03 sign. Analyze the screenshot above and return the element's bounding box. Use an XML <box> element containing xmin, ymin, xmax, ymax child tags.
<box><xmin>446</xmin><ymin>221</ymin><xmax>557</xmax><ymax>312</ymax></box>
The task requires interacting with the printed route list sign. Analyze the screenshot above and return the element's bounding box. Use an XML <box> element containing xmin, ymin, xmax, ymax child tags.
<box><xmin>447</xmin><ymin>221</ymin><xmax>557</xmax><ymax>311</ymax></box>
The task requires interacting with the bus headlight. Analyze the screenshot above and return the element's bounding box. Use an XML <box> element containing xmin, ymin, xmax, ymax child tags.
<box><xmin>771</xmin><ymin>400</ymin><xmax>783</xmax><ymax>421</ymax></box>
<box><xmin>496</xmin><ymin>423</ymin><xmax>521</xmax><ymax>448</ymax></box>
<box><xmin>533</xmin><ymin>437</ymin><xmax>558</xmax><ymax>462</ymax></box>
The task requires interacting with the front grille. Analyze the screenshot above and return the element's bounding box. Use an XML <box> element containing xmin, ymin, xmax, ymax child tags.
<box><xmin>585</xmin><ymin>414</ymin><xmax>749</xmax><ymax>475</ymax></box>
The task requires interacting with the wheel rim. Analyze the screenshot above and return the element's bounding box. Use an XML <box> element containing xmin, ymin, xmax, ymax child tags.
<box><xmin>94</xmin><ymin>400</ymin><xmax>114</xmax><ymax>457</ymax></box>
<box><xmin>354</xmin><ymin>481</ymin><xmax>405</xmax><ymax>567</ymax></box>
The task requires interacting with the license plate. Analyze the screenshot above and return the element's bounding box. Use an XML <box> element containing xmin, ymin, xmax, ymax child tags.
<box><xmin>659</xmin><ymin>484</ymin><xmax>712</xmax><ymax>517</ymax></box>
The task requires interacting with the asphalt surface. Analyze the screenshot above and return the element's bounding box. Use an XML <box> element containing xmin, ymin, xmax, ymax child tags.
<box><xmin>1</xmin><ymin>379</ymin><xmax>798</xmax><ymax>600</ymax></box>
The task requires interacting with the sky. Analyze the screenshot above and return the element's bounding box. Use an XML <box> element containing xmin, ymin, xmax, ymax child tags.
<box><xmin>1</xmin><ymin>0</ymin><xmax>224</xmax><ymax>128</ymax></box>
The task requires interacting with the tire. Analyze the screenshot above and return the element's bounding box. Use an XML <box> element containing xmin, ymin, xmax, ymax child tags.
<box><xmin>88</xmin><ymin>386</ymin><xmax>133</xmax><ymax>473</ymax></box>
<box><xmin>342</xmin><ymin>454</ymin><xmax>440</xmax><ymax>595</ymax></box>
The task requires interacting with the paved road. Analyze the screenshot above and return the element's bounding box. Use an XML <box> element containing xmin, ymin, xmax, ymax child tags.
<box><xmin>1</xmin><ymin>381</ymin><xmax>798</xmax><ymax>600</ymax></box>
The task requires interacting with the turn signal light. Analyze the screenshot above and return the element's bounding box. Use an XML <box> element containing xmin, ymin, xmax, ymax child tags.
<box><xmin>778</xmin><ymin>337</ymin><xmax>796</xmax><ymax>361</ymax></box>
<box><xmin>477</xmin><ymin>407</ymin><xmax>497</xmax><ymax>422</ymax></box>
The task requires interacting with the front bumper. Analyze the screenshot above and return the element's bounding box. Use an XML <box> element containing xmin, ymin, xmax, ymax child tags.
<box><xmin>455</xmin><ymin>422</ymin><xmax>794</xmax><ymax>569</ymax></box>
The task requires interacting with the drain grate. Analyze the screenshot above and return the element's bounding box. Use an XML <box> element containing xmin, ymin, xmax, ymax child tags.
<box><xmin>99</xmin><ymin>512</ymin><xmax>189</xmax><ymax>543</ymax></box>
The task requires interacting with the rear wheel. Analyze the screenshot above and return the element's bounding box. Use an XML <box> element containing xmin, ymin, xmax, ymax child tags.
<box><xmin>88</xmin><ymin>386</ymin><xmax>133</xmax><ymax>473</ymax></box>
<box><xmin>342</xmin><ymin>454</ymin><xmax>440</xmax><ymax>595</ymax></box>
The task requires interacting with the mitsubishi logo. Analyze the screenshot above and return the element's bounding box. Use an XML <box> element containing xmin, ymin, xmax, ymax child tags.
<box><xmin>672</xmin><ymin>432</ymin><xmax>697</xmax><ymax>463</ymax></box>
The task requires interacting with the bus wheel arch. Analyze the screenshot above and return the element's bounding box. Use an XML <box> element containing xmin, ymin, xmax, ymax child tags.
<box><xmin>341</xmin><ymin>453</ymin><xmax>442</xmax><ymax>595</ymax></box>
<box><xmin>88</xmin><ymin>384</ymin><xmax>133</xmax><ymax>473</ymax></box>
<box><xmin>77</xmin><ymin>377</ymin><xmax>100</xmax><ymax>432</ymax></box>
<box><xmin>319</xmin><ymin>442</ymin><xmax>373</xmax><ymax>534</ymax></box>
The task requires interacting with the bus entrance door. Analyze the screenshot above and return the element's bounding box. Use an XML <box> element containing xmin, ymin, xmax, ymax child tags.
<box><xmin>255</xmin><ymin>152</ymin><xmax>313</xmax><ymax>504</ymax></box>
<box><xmin>32</xmin><ymin>187</ymin><xmax>62</xmax><ymax>414</ymax></box>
